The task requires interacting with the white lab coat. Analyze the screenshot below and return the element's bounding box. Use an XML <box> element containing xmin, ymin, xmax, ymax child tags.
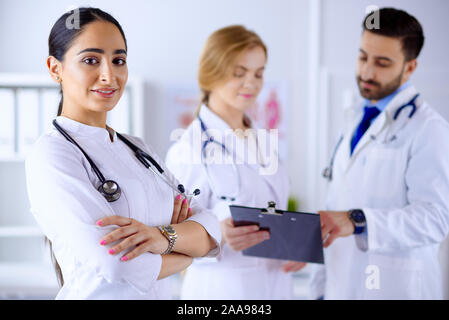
<box><xmin>25</xmin><ymin>116</ymin><xmax>221</xmax><ymax>300</ymax></box>
<box><xmin>310</xmin><ymin>85</ymin><xmax>449</xmax><ymax>299</ymax></box>
<box><xmin>165</xmin><ymin>106</ymin><xmax>293</xmax><ymax>299</ymax></box>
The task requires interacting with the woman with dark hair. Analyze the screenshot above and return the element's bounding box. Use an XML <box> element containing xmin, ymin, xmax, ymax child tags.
<box><xmin>25</xmin><ymin>7</ymin><xmax>220</xmax><ymax>299</ymax></box>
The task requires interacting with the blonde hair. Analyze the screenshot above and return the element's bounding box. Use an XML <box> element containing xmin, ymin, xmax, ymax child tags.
<box><xmin>196</xmin><ymin>25</ymin><xmax>267</xmax><ymax>114</ymax></box>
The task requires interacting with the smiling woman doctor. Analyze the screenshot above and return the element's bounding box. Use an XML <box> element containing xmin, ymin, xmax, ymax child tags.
<box><xmin>166</xmin><ymin>25</ymin><xmax>306</xmax><ymax>300</ymax></box>
<box><xmin>25</xmin><ymin>7</ymin><xmax>220</xmax><ymax>299</ymax></box>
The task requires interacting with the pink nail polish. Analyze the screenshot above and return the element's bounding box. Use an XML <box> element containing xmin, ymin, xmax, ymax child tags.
<box><xmin>100</xmin><ymin>240</ymin><xmax>106</xmax><ymax>245</ymax></box>
<box><xmin>176</xmin><ymin>195</ymin><xmax>182</xmax><ymax>200</ymax></box>
<box><xmin>121</xmin><ymin>256</ymin><xmax>128</xmax><ymax>261</ymax></box>
<box><xmin>108</xmin><ymin>249</ymin><xmax>115</xmax><ymax>254</ymax></box>
<box><xmin>188</xmin><ymin>208</ymin><xmax>191</xmax><ymax>213</ymax></box>
<box><xmin>97</xmin><ymin>221</ymin><xmax>103</xmax><ymax>226</ymax></box>
<box><xmin>183</xmin><ymin>198</ymin><xmax>187</xmax><ymax>204</ymax></box>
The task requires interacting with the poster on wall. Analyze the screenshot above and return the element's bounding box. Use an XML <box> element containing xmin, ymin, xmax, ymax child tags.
<box><xmin>165</xmin><ymin>81</ymin><xmax>289</xmax><ymax>161</ymax></box>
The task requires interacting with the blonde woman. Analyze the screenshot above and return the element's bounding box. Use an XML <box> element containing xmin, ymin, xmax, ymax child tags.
<box><xmin>165</xmin><ymin>25</ymin><xmax>306</xmax><ymax>300</ymax></box>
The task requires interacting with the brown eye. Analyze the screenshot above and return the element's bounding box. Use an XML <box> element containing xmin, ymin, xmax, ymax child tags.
<box><xmin>113</xmin><ymin>58</ymin><xmax>126</xmax><ymax>65</ymax></box>
<box><xmin>82</xmin><ymin>57</ymin><xmax>99</xmax><ymax>65</ymax></box>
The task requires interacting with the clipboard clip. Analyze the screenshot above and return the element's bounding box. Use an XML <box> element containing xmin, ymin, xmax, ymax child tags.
<box><xmin>261</xmin><ymin>201</ymin><xmax>283</xmax><ymax>216</ymax></box>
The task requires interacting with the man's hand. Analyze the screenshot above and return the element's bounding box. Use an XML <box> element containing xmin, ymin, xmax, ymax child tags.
<box><xmin>318</xmin><ymin>211</ymin><xmax>355</xmax><ymax>248</ymax></box>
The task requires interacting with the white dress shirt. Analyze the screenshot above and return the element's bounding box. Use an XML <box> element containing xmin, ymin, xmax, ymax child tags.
<box><xmin>25</xmin><ymin>116</ymin><xmax>220</xmax><ymax>300</ymax></box>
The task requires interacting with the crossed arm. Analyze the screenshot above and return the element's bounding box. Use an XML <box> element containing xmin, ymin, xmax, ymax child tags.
<box><xmin>96</xmin><ymin>195</ymin><xmax>217</xmax><ymax>280</ymax></box>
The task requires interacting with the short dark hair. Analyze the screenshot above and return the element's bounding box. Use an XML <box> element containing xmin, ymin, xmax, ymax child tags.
<box><xmin>362</xmin><ymin>7</ymin><xmax>424</xmax><ymax>61</ymax></box>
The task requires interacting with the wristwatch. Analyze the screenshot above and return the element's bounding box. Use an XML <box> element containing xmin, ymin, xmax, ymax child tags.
<box><xmin>348</xmin><ymin>209</ymin><xmax>366</xmax><ymax>235</ymax></box>
<box><xmin>158</xmin><ymin>225</ymin><xmax>178</xmax><ymax>255</ymax></box>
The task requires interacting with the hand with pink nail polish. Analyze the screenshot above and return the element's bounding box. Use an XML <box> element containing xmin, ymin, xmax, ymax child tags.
<box><xmin>97</xmin><ymin>215</ymin><xmax>169</xmax><ymax>262</ymax></box>
<box><xmin>171</xmin><ymin>194</ymin><xmax>193</xmax><ymax>224</ymax></box>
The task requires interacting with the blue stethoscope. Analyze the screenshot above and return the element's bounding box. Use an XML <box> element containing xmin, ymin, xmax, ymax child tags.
<box><xmin>322</xmin><ymin>93</ymin><xmax>420</xmax><ymax>181</ymax></box>
<box><xmin>53</xmin><ymin>119</ymin><xmax>200</xmax><ymax>202</ymax></box>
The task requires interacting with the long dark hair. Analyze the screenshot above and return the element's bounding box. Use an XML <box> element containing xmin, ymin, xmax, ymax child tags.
<box><xmin>46</xmin><ymin>7</ymin><xmax>127</xmax><ymax>287</ymax></box>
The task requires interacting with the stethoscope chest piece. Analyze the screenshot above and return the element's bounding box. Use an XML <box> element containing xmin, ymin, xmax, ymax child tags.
<box><xmin>98</xmin><ymin>180</ymin><xmax>121</xmax><ymax>202</ymax></box>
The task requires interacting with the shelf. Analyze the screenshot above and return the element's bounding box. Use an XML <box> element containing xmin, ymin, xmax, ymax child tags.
<box><xmin>0</xmin><ymin>226</ymin><xmax>43</xmax><ymax>238</ymax></box>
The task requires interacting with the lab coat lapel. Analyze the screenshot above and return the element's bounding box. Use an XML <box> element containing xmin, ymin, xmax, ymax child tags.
<box><xmin>339</xmin><ymin>106</ymin><xmax>362</xmax><ymax>173</ymax></box>
<box><xmin>383</xmin><ymin>86</ymin><xmax>420</xmax><ymax>122</ymax></box>
<box><xmin>199</xmin><ymin>106</ymin><xmax>283</xmax><ymax>203</ymax></box>
<box><xmin>343</xmin><ymin>86</ymin><xmax>420</xmax><ymax>173</ymax></box>
<box><xmin>340</xmin><ymin>103</ymin><xmax>388</xmax><ymax>173</ymax></box>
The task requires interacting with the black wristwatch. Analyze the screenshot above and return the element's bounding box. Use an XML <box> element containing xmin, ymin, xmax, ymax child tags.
<box><xmin>348</xmin><ymin>209</ymin><xmax>366</xmax><ymax>234</ymax></box>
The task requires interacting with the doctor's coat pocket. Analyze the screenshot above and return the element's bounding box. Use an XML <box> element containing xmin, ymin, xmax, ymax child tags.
<box><xmin>361</xmin><ymin>147</ymin><xmax>407</xmax><ymax>197</ymax></box>
<box><xmin>363</xmin><ymin>254</ymin><xmax>423</xmax><ymax>300</ymax></box>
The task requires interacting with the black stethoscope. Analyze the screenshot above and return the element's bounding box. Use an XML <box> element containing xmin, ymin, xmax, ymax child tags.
<box><xmin>52</xmin><ymin>119</ymin><xmax>200</xmax><ymax>202</ymax></box>
<box><xmin>322</xmin><ymin>93</ymin><xmax>420</xmax><ymax>181</ymax></box>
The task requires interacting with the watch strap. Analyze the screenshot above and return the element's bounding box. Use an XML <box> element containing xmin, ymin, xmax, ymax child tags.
<box><xmin>158</xmin><ymin>225</ymin><xmax>177</xmax><ymax>255</ymax></box>
<box><xmin>349</xmin><ymin>209</ymin><xmax>366</xmax><ymax>235</ymax></box>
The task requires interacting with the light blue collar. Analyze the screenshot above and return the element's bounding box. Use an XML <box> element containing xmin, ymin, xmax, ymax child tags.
<box><xmin>365</xmin><ymin>81</ymin><xmax>411</xmax><ymax>112</ymax></box>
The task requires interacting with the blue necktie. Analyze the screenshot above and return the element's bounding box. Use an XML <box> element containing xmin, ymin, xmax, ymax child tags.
<box><xmin>350</xmin><ymin>106</ymin><xmax>380</xmax><ymax>155</ymax></box>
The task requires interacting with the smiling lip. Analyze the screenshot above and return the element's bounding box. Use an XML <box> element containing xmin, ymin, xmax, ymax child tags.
<box><xmin>240</xmin><ymin>94</ymin><xmax>254</xmax><ymax>99</ymax></box>
<box><xmin>91</xmin><ymin>88</ymin><xmax>118</xmax><ymax>98</ymax></box>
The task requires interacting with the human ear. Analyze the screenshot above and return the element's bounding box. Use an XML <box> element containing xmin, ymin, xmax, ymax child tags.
<box><xmin>47</xmin><ymin>56</ymin><xmax>62</xmax><ymax>83</ymax></box>
<box><xmin>402</xmin><ymin>59</ymin><xmax>418</xmax><ymax>83</ymax></box>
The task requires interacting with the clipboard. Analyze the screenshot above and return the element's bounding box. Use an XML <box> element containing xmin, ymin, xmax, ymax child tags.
<box><xmin>230</xmin><ymin>201</ymin><xmax>324</xmax><ymax>264</ymax></box>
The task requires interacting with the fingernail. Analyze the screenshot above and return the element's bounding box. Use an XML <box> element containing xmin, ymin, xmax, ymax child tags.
<box><xmin>96</xmin><ymin>221</ymin><xmax>103</xmax><ymax>226</ymax></box>
<box><xmin>176</xmin><ymin>195</ymin><xmax>182</xmax><ymax>200</ymax></box>
<box><xmin>183</xmin><ymin>198</ymin><xmax>187</xmax><ymax>204</ymax></box>
<box><xmin>108</xmin><ymin>249</ymin><xmax>115</xmax><ymax>254</ymax></box>
<box><xmin>100</xmin><ymin>240</ymin><xmax>106</xmax><ymax>245</ymax></box>
<box><xmin>121</xmin><ymin>256</ymin><xmax>128</xmax><ymax>261</ymax></box>
<box><xmin>188</xmin><ymin>208</ymin><xmax>191</xmax><ymax>213</ymax></box>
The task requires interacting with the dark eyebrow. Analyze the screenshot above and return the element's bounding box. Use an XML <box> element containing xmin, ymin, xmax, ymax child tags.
<box><xmin>114</xmin><ymin>49</ymin><xmax>127</xmax><ymax>55</ymax></box>
<box><xmin>77</xmin><ymin>48</ymin><xmax>127</xmax><ymax>55</ymax></box>
<box><xmin>359</xmin><ymin>48</ymin><xmax>393</xmax><ymax>62</ymax></box>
